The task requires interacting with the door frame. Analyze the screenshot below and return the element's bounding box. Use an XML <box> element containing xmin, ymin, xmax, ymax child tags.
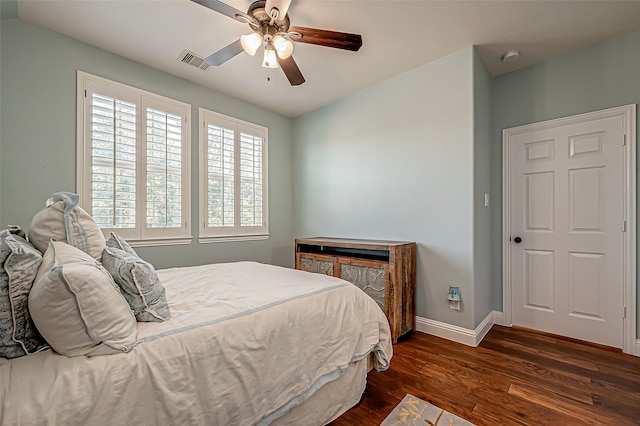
<box><xmin>502</xmin><ymin>104</ymin><xmax>637</xmax><ymax>355</ymax></box>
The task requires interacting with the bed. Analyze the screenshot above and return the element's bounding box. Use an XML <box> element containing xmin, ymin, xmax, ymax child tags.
<box><xmin>0</xmin><ymin>260</ymin><xmax>393</xmax><ymax>425</ymax></box>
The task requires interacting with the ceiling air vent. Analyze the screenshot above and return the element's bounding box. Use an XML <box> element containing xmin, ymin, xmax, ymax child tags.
<box><xmin>177</xmin><ymin>50</ymin><xmax>209</xmax><ymax>70</ymax></box>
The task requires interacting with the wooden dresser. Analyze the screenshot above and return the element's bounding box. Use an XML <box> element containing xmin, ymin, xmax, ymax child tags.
<box><xmin>295</xmin><ymin>237</ymin><xmax>416</xmax><ymax>343</ymax></box>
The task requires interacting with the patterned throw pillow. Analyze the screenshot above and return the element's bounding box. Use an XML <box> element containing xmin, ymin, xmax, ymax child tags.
<box><xmin>102</xmin><ymin>246</ymin><xmax>170</xmax><ymax>323</ymax></box>
<box><xmin>29</xmin><ymin>241</ymin><xmax>137</xmax><ymax>357</ymax></box>
<box><xmin>106</xmin><ymin>232</ymin><xmax>137</xmax><ymax>255</ymax></box>
<box><xmin>0</xmin><ymin>228</ymin><xmax>48</xmax><ymax>359</ymax></box>
<box><xmin>28</xmin><ymin>192</ymin><xmax>105</xmax><ymax>261</ymax></box>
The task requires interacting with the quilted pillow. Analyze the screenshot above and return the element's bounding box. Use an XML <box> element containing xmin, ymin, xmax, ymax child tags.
<box><xmin>28</xmin><ymin>192</ymin><xmax>105</xmax><ymax>261</ymax></box>
<box><xmin>29</xmin><ymin>241</ymin><xmax>137</xmax><ymax>357</ymax></box>
<box><xmin>0</xmin><ymin>228</ymin><xmax>48</xmax><ymax>359</ymax></box>
<box><xmin>106</xmin><ymin>232</ymin><xmax>136</xmax><ymax>255</ymax></box>
<box><xmin>102</xmin><ymin>246</ymin><xmax>170</xmax><ymax>322</ymax></box>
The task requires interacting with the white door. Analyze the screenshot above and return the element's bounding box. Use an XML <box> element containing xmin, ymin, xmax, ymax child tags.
<box><xmin>509</xmin><ymin>114</ymin><xmax>625</xmax><ymax>348</ymax></box>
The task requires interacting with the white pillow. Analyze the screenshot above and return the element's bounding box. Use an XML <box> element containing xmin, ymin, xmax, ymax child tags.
<box><xmin>29</xmin><ymin>241</ymin><xmax>137</xmax><ymax>357</ymax></box>
<box><xmin>28</xmin><ymin>192</ymin><xmax>105</xmax><ymax>261</ymax></box>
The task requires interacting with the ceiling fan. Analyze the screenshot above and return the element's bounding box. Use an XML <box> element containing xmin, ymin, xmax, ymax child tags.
<box><xmin>191</xmin><ymin>0</ymin><xmax>363</xmax><ymax>86</ymax></box>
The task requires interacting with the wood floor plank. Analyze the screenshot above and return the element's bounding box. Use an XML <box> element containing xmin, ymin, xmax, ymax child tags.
<box><xmin>330</xmin><ymin>387</ymin><xmax>400</xmax><ymax>426</ymax></box>
<box><xmin>508</xmin><ymin>383</ymin><xmax>602</xmax><ymax>422</ymax></box>
<box><xmin>492</xmin><ymin>326</ymin><xmax>640</xmax><ymax>370</ymax></box>
<box><xmin>484</xmin><ymin>329</ymin><xmax>600</xmax><ymax>371</ymax></box>
<box><xmin>330</xmin><ymin>327</ymin><xmax>640</xmax><ymax>426</ymax></box>
<box><xmin>469</xmin><ymin>400</ymin><xmax>593</xmax><ymax>426</ymax></box>
<box><xmin>432</xmin><ymin>335</ymin><xmax>595</xmax><ymax>392</ymax></box>
<box><xmin>590</xmin><ymin>381</ymin><xmax>640</xmax><ymax>423</ymax></box>
<box><xmin>478</xmin><ymin>337</ymin><xmax>640</xmax><ymax>392</ymax></box>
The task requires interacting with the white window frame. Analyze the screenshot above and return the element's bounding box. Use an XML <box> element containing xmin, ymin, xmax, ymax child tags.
<box><xmin>77</xmin><ymin>71</ymin><xmax>192</xmax><ymax>247</ymax></box>
<box><xmin>199</xmin><ymin>108</ymin><xmax>269</xmax><ymax>242</ymax></box>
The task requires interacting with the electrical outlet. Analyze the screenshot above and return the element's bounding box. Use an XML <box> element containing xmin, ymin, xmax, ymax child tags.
<box><xmin>449</xmin><ymin>300</ymin><xmax>460</xmax><ymax>310</ymax></box>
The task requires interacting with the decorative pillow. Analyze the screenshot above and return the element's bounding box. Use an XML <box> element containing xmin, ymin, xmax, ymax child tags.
<box><xmin>102</xmin><ymin>246</ymin><xmax>170</xmax><ymax>322</ymax></box>
<box><xmin>28</xmin><ymin>192</ymin><xmax>105</xmax><ymax>261</ymax></box>
<box><xmin>0</xmin><ymin>228</ymin><xmax>48</xmax><ymax>359</ymax></box>
<box><xmin>29</xmin><ymin>241</ymin><xmax>137</xmax><ymax>357</ymax></box>
<box><xmin>106</xmin><ymin>232</ymin><xmax>136</xmax><ymax>255</ymax></box>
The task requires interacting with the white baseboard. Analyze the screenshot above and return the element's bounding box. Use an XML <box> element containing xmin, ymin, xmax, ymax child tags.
<box><xmin>415</xmin><ymin>312</ymin><xmax>640</xmax><ymax>357</ymax></box>
<box><xmin>415</xmin><ymin>310</ymin><xmax>502</xmax><ymax>347</ymax></box>
<box><xmin>492</xmin><ymin>311</ymin><xmax>505</xmax><ymax>326</ymax></box>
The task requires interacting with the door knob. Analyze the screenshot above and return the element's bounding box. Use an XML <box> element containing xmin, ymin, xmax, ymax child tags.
<box><xmin>514</xmin><ymin>236</ymin><xmax>522</xmax><ymax>244</ymax></box>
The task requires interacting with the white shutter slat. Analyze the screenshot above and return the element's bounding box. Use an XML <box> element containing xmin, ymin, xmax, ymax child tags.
<box><xmin>206</xmin><ymin>123</ymin><xmax>235</xmax><ymax>228</ymax></box>
<box><xmin>239</xmin><ymin>132</ymin><xmax>263</xmax><ymax>227</ymax></box>
<box><xmin>146</xmin><ymin>108</ymin><xmax>183</xmax><ymax>229</ymax></box>
<box><xmin>90</xmin><ymin>94</ymin><xmax>136</xmax><ymax>229</ymax></box>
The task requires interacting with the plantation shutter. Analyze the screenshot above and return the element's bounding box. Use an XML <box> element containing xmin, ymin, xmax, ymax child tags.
<box><xmin>239</xmin><ymin>131</ymin><xmax>264</xmax><ymax>227</ymax></box>
<box><xmin>146</xmin><ymin>108</ymin><xmax>183</xmax><ymax>229</ymax></box>
<box><xmin>206</xmin><ymin>123</ymin><xmax>235</xmax><ymax>228</ymax></box>
<box><xmin>199</xmin><ymin>109</ymin><xmax>268</xmax><ymax>240</ymax></box>
<box><xmin>79</xmin><ymin>72</ymin><xmax>191</xmax><ymax>244</ymax></box>
<box><xmin>86</xmin><ymin>86</ymin><xmax>139</xmax><ymax>238</ymax></box>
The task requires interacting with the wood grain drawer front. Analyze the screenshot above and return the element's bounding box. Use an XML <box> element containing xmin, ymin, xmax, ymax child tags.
<box><xmin>339</xmin><ymin>262</ymin><xmax>387</xmax><ymax>313</ymax></box>
<box><xmin>297</xmin><ymin>254</ymin><xmax>336</xmax><ymax>276</ymax></box>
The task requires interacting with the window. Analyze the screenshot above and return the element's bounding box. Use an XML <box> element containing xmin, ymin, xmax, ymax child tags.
<box><xmin>199</xmin><ymin>108</ymin><xmax>268</xmax><ymax>242</ymax></box>
<box><xmin>77</xmin><ymin>71</ymin><xmax>191</xmax><ymax>246</ymax></box>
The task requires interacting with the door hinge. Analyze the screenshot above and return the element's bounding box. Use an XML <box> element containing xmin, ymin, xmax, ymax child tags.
<box><xmin>85</xmin><ymin>89</ymin><xmax>87</xmax><ymax>97</ymax></box>
<box><xmin>623</xmin><ymin>134</ymin><xmax>627</xmax><ymax>146</ymax></box>
<box><xmin>623</xmin><ymin>306</ymin><xmax>627</xmax><ymax>318</ymax></box>
<box><xmin>623</xmin><ymin>220</ymin><xmax>627</xmax><ymax>232</ymax></box>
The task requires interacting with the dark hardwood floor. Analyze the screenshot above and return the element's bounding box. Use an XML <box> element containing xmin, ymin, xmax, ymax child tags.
<box><xmin>331</xmin><ymin>326</ymin><xmax>640</xmax><ymax>425</ymax></box>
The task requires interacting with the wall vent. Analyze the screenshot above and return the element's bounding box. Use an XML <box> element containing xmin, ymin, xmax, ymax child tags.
<box><xmin>177</xmin><ymin>50</ymin><xmax>209</xmax><ymax>70</ymax></box>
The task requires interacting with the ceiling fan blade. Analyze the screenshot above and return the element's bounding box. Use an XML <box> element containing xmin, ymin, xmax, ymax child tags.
<box><xmin>204</xmin><ymin>39</ymin><xmax>244</xmax><ymax>66</ymax></box>
<box><xmin>191</xmin><ymin>0</ymin><xmax>255</xmax><ymax>24</ymax></box>
<box><xmin>277</xmin><ymin>55</ymin><xmax>305</xmax><ymax>86</ymax></box>
<box><xmin>288</xmin><ymin>26</ymin><xmax>362</xmax><ymax>52</ymax></box>
<box><xmin>265</xmin><ymin>0</ymin><xmax>292</xmax><ymax>20</ymax></box>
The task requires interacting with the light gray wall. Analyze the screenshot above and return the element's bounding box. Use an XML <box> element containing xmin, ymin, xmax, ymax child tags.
<box><xmin>0</xmin><ymin>3</ymin><xmax>17</xmax><ymax>227</ymax></box>
<box><xmin>293</xmin><ymin>47</ymin><xmax>478</xmax><ymax>329</ymax></box>
<box><xmin>490</xmin><ymin>30</ymin><xmax>640</xmax><ymax>333</ymax></box>
<box><xmin>472</xmin><ymin>47</ymin><xmax>493</xmax><ymax>326</ymax></box>
<box><xmin>0</xmin><ymin>18</ymin><xmax>294</xmax><ymax>269</ymax></box>
<box><xmin>0</xmin><ymin>1</ymin><xmax>17</xmax><ymax>20</ymax></box>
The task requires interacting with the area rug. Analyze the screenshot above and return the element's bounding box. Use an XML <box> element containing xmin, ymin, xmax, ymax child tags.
<box><xmin>380</xmin><ymin>394</ymin><xmax>476</xmax><ymax>426</ymax></box>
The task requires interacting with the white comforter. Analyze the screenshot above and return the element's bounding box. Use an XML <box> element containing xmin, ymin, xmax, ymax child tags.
<box><xmin>0</xmin><ymin>262</ymin><xmax>392</xmax><ymax>425</ymax></box>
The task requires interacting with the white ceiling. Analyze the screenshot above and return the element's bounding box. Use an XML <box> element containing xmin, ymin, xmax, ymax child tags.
<box><xmin>16</xmin><ymin>0</ymin><xmax>640</xmax><ymax>117</ymax></box>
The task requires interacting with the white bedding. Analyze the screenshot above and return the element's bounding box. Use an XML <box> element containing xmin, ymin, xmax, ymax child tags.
<box><xmin>0</xmin><ymin>261</ymin><xmax>392</xmax><ymax>425</ymax></box>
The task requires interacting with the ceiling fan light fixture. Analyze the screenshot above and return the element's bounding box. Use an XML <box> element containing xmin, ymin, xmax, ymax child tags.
<box><xmin>272</xmin><ymin>34</ymin><xmax>293</xmax><ymax>59</ymax></box>
<box><xmin>262</xmin><ymin>45</ymin><xmax>279</xmax><ymax>68</ymax></box>
<box><xmin>240</xmin><ymin>31</ymin><xmax>263</xmax><ymax>56</ymax></box>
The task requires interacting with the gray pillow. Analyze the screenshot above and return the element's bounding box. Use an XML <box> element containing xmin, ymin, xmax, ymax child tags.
<box><xmin>102</xmin><ymin>246</ymin><xmax>170</xmax><ymax>322</ymax></box>
<box><xmin>0</xmin><ymin>228</ymin><xmax>48</xmax><ymax>359</ymax></box>
<box><xmin>106</xmin><ymin>232</ymin><xmax>136</xmax><ymax>255</ymax></box>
